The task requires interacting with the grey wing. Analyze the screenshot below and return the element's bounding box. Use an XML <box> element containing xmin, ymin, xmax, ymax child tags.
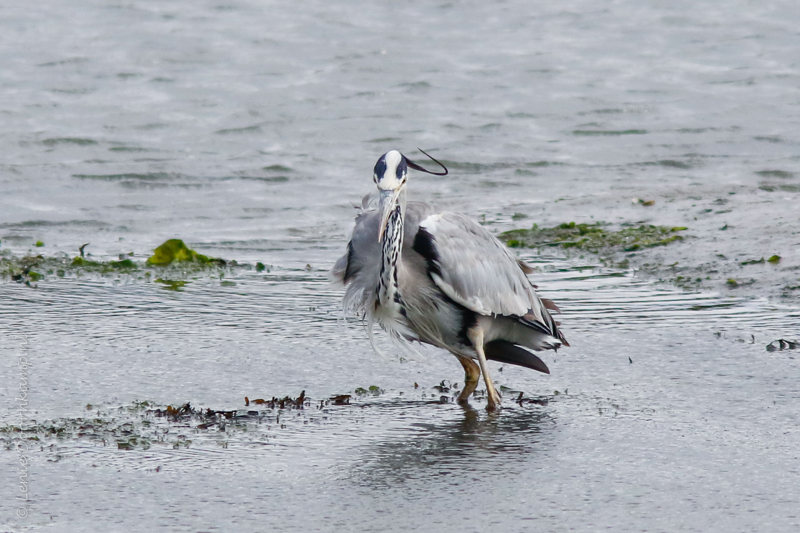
<box><xmin>330</xmin><ymin>210</ymin><xmax>378</xmax><ymax>313</ymax></box>
<box><xmin>331</xmin><ymin>202</ymin><xmax>436</xmax><ymax>313</ymax></box>
<box><xmin>413</xmin><ymin>212</ymin><xmax>561</xmax><ymax>338</ymax></box>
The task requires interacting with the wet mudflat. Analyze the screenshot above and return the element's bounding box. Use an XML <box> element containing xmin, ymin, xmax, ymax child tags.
<box><xmin>2</xmin><ymin>0</ymin><xmax>800</xmax><ymax>531</ymax></box>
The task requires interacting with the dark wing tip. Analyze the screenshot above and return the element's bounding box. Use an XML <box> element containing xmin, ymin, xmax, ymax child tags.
<box><xmin>517</xmin><ymin>259</ymin><xmax>535</xmax><ymax>275</ymax></box>
<box><xmin>484</xmin><ymin>340</ymin><xmax>550</xmax><ymax>374</ymax></box>
<box><xmin>541</xmin><ymin>298</ymin><xmax>561</xmax><ymax>313</ymax></box>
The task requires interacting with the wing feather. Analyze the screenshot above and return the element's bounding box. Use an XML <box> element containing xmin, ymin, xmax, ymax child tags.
<box><xmin>416</xmin><ymin>212</ymin><xmax>559</xmax><ymax>336</ymax></box>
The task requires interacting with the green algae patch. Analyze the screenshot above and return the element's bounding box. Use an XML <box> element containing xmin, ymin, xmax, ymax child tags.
<box><xmin>70</xmin><ymin>257</ymin><xmax>137</xmax><ymax>270</ymax></box>
<box><xmin>110</xmin><ymin>259</ymin><xmax>136</xmax><ymax>269</ymax></box>
<box><xmin>500</xmin><ymin>222</ymin><xmax>687</xmax><ymax>253</ymax></box>
<box><xmin>354</xmin><ymin>386</ymin><xmax>384</xmax><ymax>397</ymax></box>
<box><xmin>71</xmin><ymin>256</ymin><xmax>101</xmax><ymax>267</ymax></box>
<box><xmin>146</xmin><ymin>239</ymin><xmax>221</xmax><ymax>266</ymax></box>
<box><xmin>155</xmin><ymin>278</ymin><xmax>187</xmax><ymax>291</ymax></box>
<box><xmin>2</xmin><ymin>241</ymin><xmax>241</xmax><ymax>288</ymax></box>
<box><xmin>741</xmin><ymin>255</ymin><xmax>782</xmax><ymax>266</ymax></box>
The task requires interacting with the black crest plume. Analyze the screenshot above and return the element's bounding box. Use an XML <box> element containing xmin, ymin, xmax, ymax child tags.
<box><xmin>406</xmin><ymin>148</ymin><xmax>448</xmax><ymax>176</ymax></box>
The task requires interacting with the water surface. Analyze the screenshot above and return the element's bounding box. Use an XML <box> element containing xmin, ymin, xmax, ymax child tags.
<box><xmin>2</xmin><ymin>0</ymin><xmax>800</xmax><ymax>531</ymax></box>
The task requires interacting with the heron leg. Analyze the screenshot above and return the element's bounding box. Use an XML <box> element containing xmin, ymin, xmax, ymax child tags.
<box><xmin>468</xmin><ymin>327</ymin><xmax>502</xmax><ymax>411</ymax></box>
<box><xmin>455</xmin><ymin>355</ymin><xmax>481</xmax><ymax>403</ymax></box>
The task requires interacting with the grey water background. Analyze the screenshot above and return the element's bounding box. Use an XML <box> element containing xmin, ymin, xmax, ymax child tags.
<box><xmin>2</xmin><ymin>0</ymin><xmax>800</xmax><ymax>531</ymax></box>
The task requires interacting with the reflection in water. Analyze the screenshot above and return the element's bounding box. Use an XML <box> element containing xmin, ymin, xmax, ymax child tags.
<box><xmin>346</xmin><ymin>403</ymin><xmax>555</xmax><ymax>490</ymax></box>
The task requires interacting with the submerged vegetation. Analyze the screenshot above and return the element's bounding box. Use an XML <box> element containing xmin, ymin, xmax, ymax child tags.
<box><xmin>0</xmin><ymin>395</ymin><xmax>349</xmax><ymax>452</ymax></box>
<box><xmin>740</xmin><ymin>255</ymin><xmax>781</xmax><ymax>266</ymax></box>
<box><xmin>0</xmin><ymin>239</ymin><xmax>254</xmax><ymax>286</ymax></box>
<box><xmin>500</xmin><ymin>221</ymin><xmax>687</xmax><ymax>253</ymax></box>
<box><xmin>1</xmin><ymin>400</ymin><xmax>293</xmax><ymax>452</ymax></box>
<box><xmin>0</xmin><ymin>388</ymin><xmax>552</xmax><ymax>452</ymax></box>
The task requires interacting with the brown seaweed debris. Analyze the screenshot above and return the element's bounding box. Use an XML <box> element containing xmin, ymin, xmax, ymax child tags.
<box><xmin>244</xmin><ymin>390</ymin><xmax>309</xmax><ymax>409</ymax></box>
<box><xmin>516</xmin><ymin>392</ymin><xmax>549</xmax><ymax>406</ymax></box>
<box><xmin>330</xmin><ymin>394</ymin><xmax>351</xmax><ymax>405</ymax></box>
<box><xmin>151</xmin><ymin>403</ymin><xmax>231</xmax><ymax>421</ymax></box>
<box><xmin>243</xmin><ymin>391</ymin><xmax>361</xmax><ymax>408</ymax></box>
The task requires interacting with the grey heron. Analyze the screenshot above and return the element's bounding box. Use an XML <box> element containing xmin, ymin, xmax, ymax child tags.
<box><xmin>332</xmin><ymin>150</ymin><xmax>568</xmax><ymax>411</ymax></box>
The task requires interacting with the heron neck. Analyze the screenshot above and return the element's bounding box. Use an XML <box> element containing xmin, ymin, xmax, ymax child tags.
<box><xmin>377</xmin><ymin>191</ymin><xmax>406</xmax><ymax>309</ymax></box>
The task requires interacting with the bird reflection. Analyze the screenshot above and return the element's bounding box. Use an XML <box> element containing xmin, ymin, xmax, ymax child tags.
<box><xmin>344</xmin><ymin>403</ymin><xmax>555</xmax><ymax>490</ymax></box>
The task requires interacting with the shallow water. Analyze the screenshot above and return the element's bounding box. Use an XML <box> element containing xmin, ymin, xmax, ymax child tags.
<box><xmin>2</xmin><ymin>259</ymin><xmax>799</xmax><ymax>532</ymax></box>
<box><xmin>2</xmin><ymin>0</ymin><xmax>800</xmax><ymax>531</ymax></box>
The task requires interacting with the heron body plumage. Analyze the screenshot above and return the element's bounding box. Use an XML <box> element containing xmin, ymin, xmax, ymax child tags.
<box><xmin>332</xmin><ymin>150</ymin><xmax>568</xmax><ymax>410</ymax></box>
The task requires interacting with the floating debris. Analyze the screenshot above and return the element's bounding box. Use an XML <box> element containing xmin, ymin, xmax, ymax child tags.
<box><xmin>766</xmin><ymin>339</ymin><xmax>799</xmax><ymax>352</ymax></box>
<box><xmin>632</xmin><ymin>198</ymin><xmax>655</xmax><ymax>206</ymax></box>
<box><xmin>515</xmin><ymin>392</ymin><xmax>549</xmax><ymax>406</ymax></box>
<box><xmin>432</xmin><ymin>380</ymin><xmax>451</xmax><ymax>393</ymax></box>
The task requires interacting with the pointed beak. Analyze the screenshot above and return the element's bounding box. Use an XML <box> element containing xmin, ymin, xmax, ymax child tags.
<box><xmin>378</xmin><ymin>187</ymin><xmax>403</xmax><ymax>242</ymax></box>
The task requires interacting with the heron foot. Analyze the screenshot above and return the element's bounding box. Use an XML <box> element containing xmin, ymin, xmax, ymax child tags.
<box><xmin>485</xmin><ymin>387</ymin><xmax>502</xmax><ymax>411</ymax></box>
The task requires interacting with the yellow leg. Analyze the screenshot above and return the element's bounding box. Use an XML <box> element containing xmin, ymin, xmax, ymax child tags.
<box><xmin>456</xmin><ymin>355</ymin><xmax>481</xmax><ymax>403</ymax></box>
<box><xmin>468</xmin><ymin>327</ymin><xmax>501</xmax><ymax>411</ymax></box>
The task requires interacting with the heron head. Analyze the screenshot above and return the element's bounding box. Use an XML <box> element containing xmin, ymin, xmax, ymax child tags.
<box><xmin>373</xmin><ymin>149</ymin><xmax>448</xmax><ymax>242</ymax></box>
<box><xmin>373</xmin><ymin>150</ymin><xmax>407</xmax><ymax>192</ymax></box>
